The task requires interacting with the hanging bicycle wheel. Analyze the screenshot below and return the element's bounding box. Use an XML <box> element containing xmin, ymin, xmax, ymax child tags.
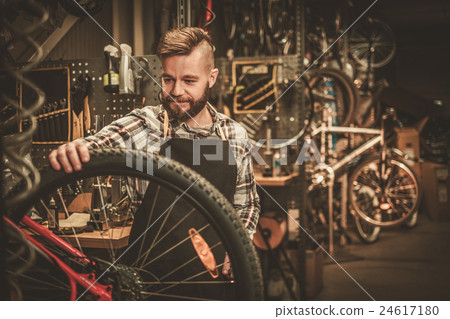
<box><xmin>266</xmin><ymin>0</ymin><xmax>294</xmax><ymax>47</ymax></box>
<box><xmin>222</xmin><ymin>0</ymin><xmax>237</xmax><ymax>41</ymax></box>
<box><xmin>349</xmin><ymin>154</ymin><xmax>422</xmax><ymax>227</ymax></box>
<box><xmin>349</xmin><ymin>18</ymin><xmax>396</xmax><ymax>69</ymax></box>
<box><xmin>6</xmin><ymin>149</ymin><xmax>263</xmax><ymax>300</ymax></box>
<box><xmin>309</xmin><ymin>67</ymin><xmax>358</xmax><ymax>128</ymax></box>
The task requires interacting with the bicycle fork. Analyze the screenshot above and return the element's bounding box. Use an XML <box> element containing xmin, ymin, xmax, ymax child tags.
<box><xmin>379</xmin><ymin>114</ymin><xmax>388</xmax><ymax>208</ymax></box>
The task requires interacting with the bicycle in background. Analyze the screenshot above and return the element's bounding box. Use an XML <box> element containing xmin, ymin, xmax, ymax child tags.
<box><xmin>305</xmin><ymin>106</ymin><xmax>421</xmax><ymax>248</ymax></box>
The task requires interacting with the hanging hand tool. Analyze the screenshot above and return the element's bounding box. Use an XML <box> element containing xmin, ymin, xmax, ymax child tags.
<box><xmin>103</xmin><ymin>45</ymin><xmax>119</xmax><ymax>93</ymax></box>
<box><xmin>119</xmin><ymin>43</ymin><xmax>135</xmax><ymax>95</ymax></box>
<box><xmin>70</xmin><ymin>74</ymin><xmax>91</xmax><ymax>139</ymax></box>
<box><xmin>133</xmin><ymin>57</ymin><xmax>149</xmax><ymax>96</ymax></box>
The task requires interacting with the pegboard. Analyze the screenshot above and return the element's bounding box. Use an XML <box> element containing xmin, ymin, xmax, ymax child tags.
<box><xmin>37</xmin><ymin>55</ymin><xmax>161</xmax><ymax>123</ymax></box>
<box><xmin>214</xmin><ymin>55</ymin><xmax>307</xmax><ymax>144</ymax></box>
<box><xmin>28</xmin><ymin>55</ymin><xmax>162</xmax><ymax>168</ymax></box>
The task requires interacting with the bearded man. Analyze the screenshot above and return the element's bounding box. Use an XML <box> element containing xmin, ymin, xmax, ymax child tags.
<box><xmin>49</xmin><ymin>28</ymin><xmax>261</xmax><ymax>267</ymax></box>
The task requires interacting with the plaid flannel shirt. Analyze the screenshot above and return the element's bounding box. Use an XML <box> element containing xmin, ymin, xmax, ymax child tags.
<box><xmin>81</xmin><ymin>104</ymin><xmax>260</xmax><ymax>237</ymax></box>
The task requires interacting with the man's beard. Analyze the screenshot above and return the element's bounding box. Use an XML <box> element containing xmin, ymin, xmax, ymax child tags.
<box><xmin>161</xmin><ymin>84</ymin><xmax>209</xmax><ymax>122</ymax></box>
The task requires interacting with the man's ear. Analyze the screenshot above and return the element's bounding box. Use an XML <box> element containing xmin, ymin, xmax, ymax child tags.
<box><xmin>209</xmin><ymin>68</ymin><xmax>219</xmax><ymax>88</ymax></box>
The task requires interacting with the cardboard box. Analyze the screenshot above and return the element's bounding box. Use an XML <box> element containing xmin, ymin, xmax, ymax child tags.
<box><xmin>421</xmin><ymin>162</ymin><xmax>450</xmax><ymax>221</ymax></box>
<box><xmin>305</xmin><ymin>246</ymin><xmax>323</xmax><ymax>298</ymax></box>
<box><xmin>395</xmin><ymin>127</ymin><xmax>421</xmax><ymax>182</ymax></box>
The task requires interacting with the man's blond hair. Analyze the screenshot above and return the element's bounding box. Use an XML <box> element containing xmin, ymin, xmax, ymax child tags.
<box><xmin>156</xmin><ymin>27</ymin><xmax>214</xmax><ymax>65</ymax></box>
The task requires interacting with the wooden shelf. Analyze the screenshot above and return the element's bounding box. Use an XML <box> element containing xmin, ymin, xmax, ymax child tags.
<box><xmin>26</xmin><ymin>224</ymin><xmax>131</xmax><ymax>249</ymax></box>
<box><xmin>61</xmin><ymin>226</ymin><xmax>131</xmax><ymax>249</ymax></box>
<box><xmin>254</xmin><ymin>172</ymin><xmax>299</xmax><ymax>187</ymax></box>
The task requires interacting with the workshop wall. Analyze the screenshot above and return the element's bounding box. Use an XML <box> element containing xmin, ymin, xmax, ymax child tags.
<box><xmin>46</xmin><ymin>0</ymin><xmax>113</xmax><ymax>60</ymax></box>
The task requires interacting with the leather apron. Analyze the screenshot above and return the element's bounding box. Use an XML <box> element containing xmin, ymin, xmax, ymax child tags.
<box><xmin>125</xmin><ymin>111</ymin><xmax>238</xmax><ymax>300</ymax></box>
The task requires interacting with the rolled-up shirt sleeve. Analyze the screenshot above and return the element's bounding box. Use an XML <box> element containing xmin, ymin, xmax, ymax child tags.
<box><xmin>231</xmin><ymin>136</ymin><xmax>261</xmax><ymax>239</ymax></box>
<box><xmin>81</xmin><ymin>116</ymin><xmax>145</xmax><ymax>149</ymax></box>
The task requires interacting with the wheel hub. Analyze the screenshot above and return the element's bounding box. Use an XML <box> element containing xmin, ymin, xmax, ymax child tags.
<box><xmin>93</xmin><ymin>259</ymin><xmax>144</xmax><ymax>300</ymax></box>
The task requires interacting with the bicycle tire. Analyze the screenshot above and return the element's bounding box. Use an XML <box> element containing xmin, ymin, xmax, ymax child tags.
<box><xmin>309</xmin><ymin>67</ymin><xmax>358</xmax><ymax>127</ymax></box>
<box><xmin>353</xmin><ymin>215</ymin><xmax>380</xmax><ymax>244</ymax></box>
<box><xmin>8</xmin><ymin>148</ymin><xmax>263</xmax><ymax>300</ymax></box>
<box><xmin>349</xmin><ymin>18</ymin><xmax>396</xmax><ymax>69</ymax></box>
<box><xmin>222</xmin><ymin>0</ymin><xmax>237</xmax><ymax>41</ymax></box>
<box><xmin>348</xmin><ymin>154</ymin><xmax>422</xmax><ymax>227</ymax></box>
<box><xmin>267</xmin><ymin>0</ymin><xmax>292</xmax><ymax>45</ymax></box>
<box><xmin>403</xmin><ymin>211</ymin><xmax>418</xmax><ymax>229</ymax></box>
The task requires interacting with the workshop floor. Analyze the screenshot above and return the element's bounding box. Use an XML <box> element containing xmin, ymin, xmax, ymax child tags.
<box><xmin>311</xmin><ymin>214</ymin><xmax>450</xmax><ymax>301</ymax></box>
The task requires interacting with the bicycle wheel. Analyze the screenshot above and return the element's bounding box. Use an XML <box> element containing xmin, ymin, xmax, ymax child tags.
<box><xmin>222</xmin><ymin>0</ymin><xmax>237</xmax><ymax>41</ymax></box>
<box><xmin>309</xmin><ymin>67</ymin><xmax>358</xmax><ymax>127</ymax></box>
<box><xmin>7</xmin><ymin>148</ymin><xmax>263</xmax><ymax>300</ymax></box>
<box><xmin>349</xmin><ymin>18</ymin><xmax>396</xmax><ymax>69</ymax></box>
<box><xmin>349</xmin><ymin>154</ymin><xmax>422</xmax><ymax>227</ymax></box>
<box><xmin>353</xmin><ymin>215</ymin><xmax>381</xmax><ymax>244</ymax></box>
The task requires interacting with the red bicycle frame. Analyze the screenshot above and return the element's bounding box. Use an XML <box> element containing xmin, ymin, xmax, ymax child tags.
<box><xmin>4</xmin><ymin>215</ymin><xmax>112</xmax><ymax>301</ymax></box>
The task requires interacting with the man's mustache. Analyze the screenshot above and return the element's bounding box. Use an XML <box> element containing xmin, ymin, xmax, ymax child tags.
<box><xmin>164</xmin><ymin>96</ymin><xmax>192</xmax><ymax>103</ymax></box>
<box><xmin>173</xmin><ymin>99</ymin><xmax>191</xmax><ymax>103</ymax></box>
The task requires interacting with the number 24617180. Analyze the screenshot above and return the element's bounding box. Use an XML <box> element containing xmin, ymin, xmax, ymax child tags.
<box><xmin>380</xmin><ymin>305</ymin><xmax>439</xmax><ymax>316</ymax></box>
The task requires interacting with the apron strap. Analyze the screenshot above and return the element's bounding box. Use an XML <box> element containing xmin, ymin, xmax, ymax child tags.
<box><xmin>163</xmin><ymin>110</ymin><xmax>169</xmax><ymax>139</ymax></box>
<box><xmin>217</xmin><ymin>124</ymin><xmax>227</xmax><ymax>141</ymax></box>
<box><xmin>207</xmin><ymin>102</ymin><xmax>227</xmax><ymax>141</ymax></box>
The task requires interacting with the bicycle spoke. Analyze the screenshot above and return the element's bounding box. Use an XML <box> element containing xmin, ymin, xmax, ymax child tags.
<box><xmin>8</xmin><ymin>246</ymin><xmax>69</xmax><ymax>288</ymax></box>
<box><xmin>56</xmin><ymin>188</ymin><xmax>84</xmax><ymax>255</ymax></box>
<box><xmin>136</xmin><ymin>184</ymin><xmax>160</xmax><ymax>267</ymax></box>
<box><xmin>158</xmin><ymin>242</ymin><xmax>222</xmax><ymax>282</ymax></box>
<box><xmin>384</xmin><ymin>169</ymin><xmax>407</xmax><ymax>218</ymax></box>
<box><xmin>17</xmin><ymin>273</ymin><xmax>69</xmax><ymax>291</ymax></box>
<box><xmin>141</xmin><ymin>291</ymin><xmax>217</xmax><ymax>301</ymax></box>
<box><xmin>132</xmin><ymin>207</ymin><xmax>195</xmax><ymax>268</ymax></box>
<box><xmin>113</xmin><ymin>182</ymin><xmax>135</xmax><ymax>258</ymax></box>
<box><xmin>7</xmin><ymin>249</ymin><xmax>71</xmax><ymax>298</ymax></box>
<box><xmin>385</xmin><ymin>192</ymin><xmax>417</xmax><ymax>199</ymax></box>
<box><xmin>398</xmin><ymin>198</ymin><xmax>414</xmax><ymax>213</ymax></box>
<box><xmin>138</xmin><ymin>195</ymin><xmax>178</xmax><ymax>269</ymax></box>
<box><xmin>141</xmin><ymin>224</ymin><xmax>210</xmax><ymax>269</ymax></box>
<box><xmin>140</xmin><ymin>280</ymin><xmax>233</xmax><ymax>285</ymax></box>
<box><xmin>73</xmin><ymin>180</ymin><xmax>117</xmax><ymax>261</ymax></box>
<box><xmin>385</xmin><ymin>196</ymin><xmax>403</xmax><ymax>219</ymax></box>
<box><xmin>95</xmin><ymin>176</ymin><xmax>115</xmax><ymax>261</ymax></box>
<box><xmin>388</xmin><ymin>184</ymin><xmax>417</xmax><ymax>192</ymax></box>
<box><xmin>156</xmin><ymin>262</ymin><xmax>227</xmax><ymax>295</ymax></box>
<box><xmin>151</xmin><ymin>208</ymin><xmax>196</xmax><ymax>248</ymax></box>
<box><xmin>356</xmin><ymin>174</ymin><xmax>380</xmax><ymax>192</ymax></box>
